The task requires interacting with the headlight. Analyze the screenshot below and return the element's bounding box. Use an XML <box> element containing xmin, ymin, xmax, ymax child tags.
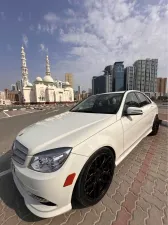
<box><xmin>29</xmin><ymin>147</ymin><xmax>72</xmax><ymax>173</ymax></box>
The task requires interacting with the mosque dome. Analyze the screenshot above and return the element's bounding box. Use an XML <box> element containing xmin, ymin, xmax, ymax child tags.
<box><xmin>36</xmin><ymin>76</ymin><xmax>43</xmax><ymax>82</ymax></box>
<box><xmin>43</xmin><ymin>76</ymin><xmax>54</xmax><ymax>83</ymax></box>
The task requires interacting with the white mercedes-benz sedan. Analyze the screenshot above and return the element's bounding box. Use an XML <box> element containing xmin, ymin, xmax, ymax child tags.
<box><xmin>11</xmin><ymin>90</ymin><xmax>160</xmax><ymax>218</ymax></box>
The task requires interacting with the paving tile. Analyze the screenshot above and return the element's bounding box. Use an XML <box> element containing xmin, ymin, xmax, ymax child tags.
<box><xmin>33</xmin><ymin>218</ymin><xmax>53</xmax><ymax>225</ymax></box>
<box><xmin>92</xmin><ymin>201</ymin><xmax>106</xmax><ymax>216</ymax></box>
<box><xmin>137</xmin><ymin>197</ymin><xmax>151</xmax><ymax>212</ymax></box>
<box><xmin>162</xmin><ymin>206</ymin><xmax>168</xmax><ymax>225</ymax></box>
<box><xmin>155</xmin><ymin>179</ymin><xmax>167</xmax><ymax>193</ymax></box>
<box><xmin>112</xmin><ymin>192</ymin><xmax>125</xmax><ymax>206</ymax></box>
<box><xmin>60</xmin><ymin>211</ymin><xmax>83</xmax><ymax>225</ymax></box>
<box><xmin>130</xmin><ymin>206</ymin><xmax>148</xmax><ymax>225</ymax></box>
<box><xmin>146</xmin><ymin>205</ymin><xmax>164</xmax><ymax>225</ymax></box>
<box><xmin>102</xmin><ymin>195</ymin><xmax>121</xmax><ymax>214</ymax></box>
<box><xmin>141</xmin><ymin>180</ymin><xmax>155</xmax><ymax>195</ymax></box>
<box><xmin>79</xmin><ymin>209</ymin><xmax>99</xmax><ymax>225</ymax></box>
<box><xmin>117</xmin><ymin>181</ymin><xmax>130</xmax><ymax>197</ymax></box>
<box><xmin>50</xmin><ymin>214</ymin><xmax>68</xmax><ymax>225</ymax></box>
<box><xmin>107</xmin><ymin>181</ymin><xmax>120</xmax><ymax>197</ymax></box>
<box><xmin>140</xmin><ymin>190</ymin><xmax>165</xmax><ymax>211</ymax></box>
<box><xmin>95</xmin><ymin>208</ymin><xmax>115</xmax><ymax>225</ymax></box>
<box><xmin>1</xmin><ymin>215</ymin><xmax>19</xmax><ymax>225</ymax></box>
<box><xmin>153</xmin><ymin>189</ymin><xmax>168</xmax><ymax>205</ymax></box>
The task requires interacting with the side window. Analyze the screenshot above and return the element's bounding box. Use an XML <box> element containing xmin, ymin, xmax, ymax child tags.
<box><xmin>136</xmin><ymin>93</ymin><xmax>151</xmax><ymax>107</ymax></box>
<box><xmin>124</xmin><ymin>93</ymin><xmax>140</xmax><ymax>108</ymax></box>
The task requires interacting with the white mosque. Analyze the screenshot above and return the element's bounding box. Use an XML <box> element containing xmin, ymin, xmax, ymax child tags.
<box><xmin>20</xmin><ymin>46</ymin><xmax>74</xmax><ymax>104</ymax></box>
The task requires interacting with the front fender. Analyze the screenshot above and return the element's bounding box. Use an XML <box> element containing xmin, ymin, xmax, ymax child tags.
<box><xmin>72</xmin><ymin>120</ymin><xmax>124</xmax><ymax>160</ymax></box>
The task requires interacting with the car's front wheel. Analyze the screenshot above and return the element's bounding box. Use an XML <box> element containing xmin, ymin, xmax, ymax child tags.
<box><xmin>72</xmin><ymin>147</ymin><xmax>115</xmax><ymax>207</ymax></box>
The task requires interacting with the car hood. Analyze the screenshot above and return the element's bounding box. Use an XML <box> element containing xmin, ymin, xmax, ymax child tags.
<box><xmin>16</xmin><ymin>111</ymin><xmax>117</xmax><ymax>155</ymax></box>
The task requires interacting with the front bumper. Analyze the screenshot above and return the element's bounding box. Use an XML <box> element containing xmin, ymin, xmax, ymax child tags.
<box><xmin>11</xmin><ymin>153</ymin><xmax>88</xmax><ymax>218</ymax></box>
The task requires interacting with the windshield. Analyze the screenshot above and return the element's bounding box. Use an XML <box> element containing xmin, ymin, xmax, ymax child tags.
<box><xmin>70</xmin><ymin>93</ymin><xmax>124</xmax><ymax>114</ymax></box>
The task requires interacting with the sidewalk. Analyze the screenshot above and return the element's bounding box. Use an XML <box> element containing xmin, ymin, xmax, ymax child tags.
<box><xmin>0</xmin><ymin>126</ymin><xmax>167</xmax><ymax>225</ymax></box>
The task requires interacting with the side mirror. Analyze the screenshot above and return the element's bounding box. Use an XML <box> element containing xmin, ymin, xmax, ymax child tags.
<box><xmin>126</xmin><ymin>107</ymin><xmax>143</xmax><ymax>116</ymax></box>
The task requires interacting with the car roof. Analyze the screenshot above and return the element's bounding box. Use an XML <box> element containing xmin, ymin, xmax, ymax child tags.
<box><xmin>96</xmin><ymin>91</ymin><xmax>125</xmax><ymax>96</ymax></box>
<box><xmin>95</xmin><ymin>90</ymin><xmax>140</xmax><ymax>96</ymax></box>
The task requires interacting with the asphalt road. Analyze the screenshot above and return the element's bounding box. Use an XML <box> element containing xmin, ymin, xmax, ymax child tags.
<box><xmin>0</xmin><ymin>107</ymin><xmax>69</xmax><ymax>172</ymax></box>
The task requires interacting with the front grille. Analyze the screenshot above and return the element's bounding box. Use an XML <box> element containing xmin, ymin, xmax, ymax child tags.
<box><xmin>12</xmin><ymin>140</ymin><xmax>28</xmax><ymax>165</ymax></box>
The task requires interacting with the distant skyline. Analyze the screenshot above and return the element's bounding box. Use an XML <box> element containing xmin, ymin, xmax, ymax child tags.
<box><xmin>0</xmin><ymin>0</ymin><xmax>168</xmax><ymax>91</ymax></box>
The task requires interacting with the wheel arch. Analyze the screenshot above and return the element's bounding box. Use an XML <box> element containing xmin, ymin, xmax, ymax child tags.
<box><xmin>103</xmin><ymin>145</ymin><xmax>116</xmax><ymax>161</ymax></box>
<box><xmin>71</xmin><ymin>145</ymin><xmax>116</xmax><ymax>206</ymax></box>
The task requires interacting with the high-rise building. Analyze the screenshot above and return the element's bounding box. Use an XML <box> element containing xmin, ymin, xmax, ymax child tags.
<box><xmin>133</xmin><ymin>58</ymin><xmax>158</xmax><ymax>92</ymax></box>
<box><xmin>92</xmin><ymin>65</ymin><xmax>114</xmax><ymax>95</ymax></box>
<box><xmin>78</xmin><ymin>85</ymin><xmax>81</xmax><ymax>94</ymax></box>
<box><xmin>157</xmin><ymin>77</ymin><xmax>167</xmax><ymax>95</ymax></box>
<box><xmin>125</xmin><ymin>66</ymin><xmax>134</xmax><ymax>90</ymax></box>
<box><xmin>113</xmin><ymin>62</ymin><xmax>125</xmax><ymax>91</ymax></box>
<box><xmin>16</xmin><ymin>81</ymin><xmax>22</xmax><ymax>91</ymax></box>
<box><xmin>65</xmin><ymin>73</ymin><xmax>73</xmax><ymax>88</ymax></box>
<box><xmin>92</xmin><ymin>75</ymin><xmax>106</xmax><ymax>95</ymax></box>
<box><xmin>11</xmin><ymin>84</ymin><xmax>16</xmax><ymax>91</ymax></box>
<box><xmin>104</xmin><ymin>65</ymin><xmax>113</xmax><ymax>92</ymax></box>
<box><xmin>88</xmin><ymin>88</ymin><xmax>92</xmax><ymax>94</ymax></box>
<box><xmin>92</xmin><ymin>63</ymin><xmax>126</xmax><ymax>94</ymax></box>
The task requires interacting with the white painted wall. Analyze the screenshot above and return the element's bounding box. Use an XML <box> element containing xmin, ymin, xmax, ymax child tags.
<box><xmin>22</xmin><ymin>82</ymin><xmax>74</xmax><ymax>103</ymax></box>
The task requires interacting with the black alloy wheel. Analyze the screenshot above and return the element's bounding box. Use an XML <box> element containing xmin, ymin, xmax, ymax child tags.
<box><xmin>150</xmin><ymin>115</ymin><xmax>160</xmax><ymax>136</ymax></box>
<box><xmin>72</xmin><ymin>147</ymin><xmax>115</xmax><ymax>207</ymax></box>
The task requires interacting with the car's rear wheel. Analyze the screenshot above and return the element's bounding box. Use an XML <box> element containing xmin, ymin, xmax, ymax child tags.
<box><xmin>72</xmin><ymin>147</ymin><xmax>115</xmax><ymax>207</ymax></box>
<box><xmin>150</xmin><ymin>115</ymin><xmax>160</xmax><ymax>136</ymax></box>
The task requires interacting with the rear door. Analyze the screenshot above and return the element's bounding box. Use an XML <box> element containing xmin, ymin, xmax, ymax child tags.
<box><xmin>135</xmin><ymin>92</ymin><xmax>154</xmax><ymax>132</ymax></box>
<box><xmin>121</xmin><ymin>92</ymin><xmax>144</xmax><ymax>152</ymax></box>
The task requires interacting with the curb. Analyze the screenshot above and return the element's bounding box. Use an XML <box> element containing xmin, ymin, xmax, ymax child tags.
<box><xmin>12</xmin><ymin>109</ymin><xmax>17</xmax><ymax>111</ymax></box>
<box><xmin>3</xmin><ymin>110</ymin><xmax>9</xmax><ymax>112</ymax></box>
<box><xmin>161</xmin><ymin>120</ymin><xmax>168</xmax><ymax>127</ymax></box>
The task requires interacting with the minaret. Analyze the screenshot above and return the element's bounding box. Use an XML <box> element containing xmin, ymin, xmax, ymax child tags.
<box><xmin>21</xmin><ymin>46</ymin><xmax>29</xmax><ymax>87</ymax></box>
<box><xmin>45</xmin><ymin>55</ymin><xmax>51</xmax><ymax>76</ymax></box>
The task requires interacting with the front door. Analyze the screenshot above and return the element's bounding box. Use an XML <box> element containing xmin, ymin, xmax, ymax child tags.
<box><xmin>121</xmin><ymin>92</ymin><xmax>144</xmax><ymax>152</ymax></box>
<box><xmin>135</xmin><ymin>92</ymin><xmax>154</xmax><ymax>133</ymax></box>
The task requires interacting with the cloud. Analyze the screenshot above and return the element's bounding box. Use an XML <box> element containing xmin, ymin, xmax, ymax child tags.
<box><xmin>36</xmin><ymin>23</ymin><xmax>57</xmax><ymax>35</ymax></box>
<box><xmin>0</xmin><ymin>12</ymin><xmax>5</xmax><ymax>20</ymax></box>
<box><xmin>18</xmin><ymin>12</ymin><xmax>23</xmax><ymax>22</ymax></box>
<box><xmin>44</xmin><ymin>12</ymin><xmax>59</xmax><ymax>23</ymax></box>
<box><xmin>39</xmin><ymin>12</ymin><xmax>59</xmax><ymax>34</ymax></box>
<box><xmin>22</xmin><ymin>34</ymin><xmax>28</xmax><ymax>48</ymax></box>
<box><xmin>55</xmin><ymin>0</ymin><xmax>168</xmax><ymax>88</ymax></box>
<box><xmin>65</xmin><ymin>8</ymin><xmax>75</xmax><ymax>16</ymax></box>
<box><xmin>39</xmin><ymin>44</ymin><xmax>48</xmax><ymax>54</ymax></box>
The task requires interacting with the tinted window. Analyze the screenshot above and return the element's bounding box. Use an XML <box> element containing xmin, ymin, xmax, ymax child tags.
<box><xmin>70</xmin><ymin>93</ymin><xmax>124</xmax><ymax>114</ymax></box>
<box><xmin>125</xmin><ymin>93</ymin><xmax>140</xmax><ymax>108</ymax></box>
<box><xmin>136</xmin><ymin>92</ymin><xmax>151</xmax><ymax>107</ymax></box>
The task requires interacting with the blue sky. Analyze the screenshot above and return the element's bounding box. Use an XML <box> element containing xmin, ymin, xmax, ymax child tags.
<box><xmin>0</xmin><ymin>0</ymin><xmax>168</xmax><ymax>91</ymax></box>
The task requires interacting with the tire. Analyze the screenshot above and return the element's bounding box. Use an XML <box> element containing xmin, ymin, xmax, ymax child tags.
<box><xmin>150</xmin><ymin>115</ymin><xmax>160</xmax><ymax>136</ymax></box>
<box><xmin>72</xmin><ymin>147</ymin><xmax>115</xmax><ymax>207</ymax></box>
